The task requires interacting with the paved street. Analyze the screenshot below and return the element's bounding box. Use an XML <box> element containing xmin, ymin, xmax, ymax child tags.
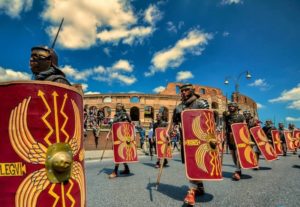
<box><xmin>85</xmin><ymin>152</ymin><xmax>300</xmax><ymax>207</ymax></box>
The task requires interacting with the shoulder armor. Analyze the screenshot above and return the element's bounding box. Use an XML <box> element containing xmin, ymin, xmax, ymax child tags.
<box><xmin>195</xmin><ymin>99</ymin><xmax>209</xmax><ymax>109</ymax></box>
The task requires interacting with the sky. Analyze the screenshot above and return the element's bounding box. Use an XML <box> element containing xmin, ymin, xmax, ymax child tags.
<box><xmin>0</xmin><ymin>0</ymin><xmax>300</xmax><ymax>127</ymax></box>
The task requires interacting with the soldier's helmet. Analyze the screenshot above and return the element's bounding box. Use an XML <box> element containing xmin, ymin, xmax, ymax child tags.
<box><xmin>116</xmin><ymin>103</ymin><xmax>125</xmax><ymax>111</ymax></box>
<box><xmin>227</xmin><ymin>102</ymin><xmax>238</xmax><ymax>108</ymax></box>
<box><xmin>265</xmin><ymin>120</ymin><xmax>273</xmax><ymax>126</ymax></box>
<box><xmin>31</xmin><ymin>46</ymin><xmax>58</xmax><ymax>67</ymax></box>
<box><xmin>180</xmin><ymin>83</ymin><xmax>200</xmax><ymax>98</ymax></box>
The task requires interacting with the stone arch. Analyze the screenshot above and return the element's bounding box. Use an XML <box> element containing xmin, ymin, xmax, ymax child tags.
<box><xmin>103</xmin><ymin>96</ymin><xmax>112</xmax><ymax>103</ymax></box>
<box><xmin>211</xmin><ymin>102</ymin><xmax>219</xmax><ymax>109</ymax></box>
<box><xmin>130</xmin><ymin>106</ymin><xmax>140</xmax><ymax>121</ymax></box>
<box><xmin>144</xmin><ymin>105</ymin><xmax>154</xmax><ymax>120</ymax></box>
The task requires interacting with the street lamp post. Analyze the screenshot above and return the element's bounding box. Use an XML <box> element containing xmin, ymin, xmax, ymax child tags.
<box><xmin>224</xmin><ymin>70</ymin><xmax>251</xmax><ymax>103</ymax></box>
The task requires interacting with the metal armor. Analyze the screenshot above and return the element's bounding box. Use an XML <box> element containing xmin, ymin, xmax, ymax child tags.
<box><xmin>113</xmin><ymin>110</ymin><xmax>131</xmax><ymax>123</ymax></box>
<box><xmin>173</xmin><ymin>96</ymin><xmax>209</xmax><ymax>124</ymax></box>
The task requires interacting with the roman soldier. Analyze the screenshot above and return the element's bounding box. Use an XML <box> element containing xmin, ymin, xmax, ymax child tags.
<box><xmin>288</xmin><ymin>123</ymin><xmax>298</xmax><ymax>155</ymax></box>
<box><xmin>278</xmin><ymin>123</ymin><xmax>287</xmax><ymax>156</ymax></box>
<box><xmin>243</xmin><ymin>110</ymin><xmax>260</xmax><ymax>169</ymax></box>
<box><xmin>30</xmin><ymin>46</ymin><xmax>71</xmax><ymax>85</ymax></box>
<box><xmin>108</xmin><ymin>103</ymin><xmax>132</xmax><ymax>179</ymax></box>
<box><xmin>153</xmin><ymin>113</ymin><xmax>169</xmax><ymax>168</ymax></box>
<box><xmin>223</xmin><ymin>102</ymin><xmax>245</xmax><ymax>180</ymax></box>
<box><xmin>262</xmin><ymin>120</ymin><xmax>276</xmax><ymax>145</ymax></box>
<box><xmin>167</xmin><ymin>83</ymin><xmax>211</xmax><ymax>206</ymax></box>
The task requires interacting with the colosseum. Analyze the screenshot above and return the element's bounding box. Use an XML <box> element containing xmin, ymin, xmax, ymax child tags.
<box><xmin>81</xmin><ymin>82</ymin><xmax>258</xmax><ymax>150</ymax></box>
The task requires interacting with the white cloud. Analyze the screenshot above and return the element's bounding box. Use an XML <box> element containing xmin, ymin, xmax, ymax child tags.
<box><xmin>248</xmin><ymin>79</ymin><xmax>271</xmax><ymax>91</ymax></box>
<box><xmin>81</xmin><ymin>83</ymin><xmax>88</xmax><ymax>91</ymax></box>
<box><xmin>0</xmin><ymin>0</ymin><xmax>33</xmax><ymax>18</ymax></box>
<box><xmin>111</xmin><ymin>59</ymin><xmax>133</xmax><ymax>72</ymax></box>
<box><xmin>176</xmin><ymin>71</ymin><xmax>194</xmax><ymax>81</ymax></box>
<box><xmin>269</xmin><ymin>84</ymin><xmax>300</xmax><ymax>102</ymax></box>
<box><xmin>85</xmin><ymin>91</ymin><xmax>101</xmax><ymax>95</ymax></box>
<box><xmin>61</xmin><ymin>59</ymin><xmax>136</xmax><ymax>85</ymax></box>
<box><xmin>269</xmin><ymin>83</ymin><xmax>300</xmax><ymax>110</ymax></box>
<box><xmin>222</xmin><ymin>31</ymin><xmax>230</xmax><ymax>37</ymax></box>
<box><xmin>153</xmin><ymin>86</ymin><xmax>165</xmax><ymax>93</ymax></box>
<box><xmin>42</xmin><ymin>0</ymin><xmax>161</xmax><ymax>49</ymax></box>
<box><xmin>109</xmin><ymin>72</ymin><xmax>136</xmax><ymax>85</ymax></box>
<box><xmin>146</xmin><ymin>29</ymin><xmax>213</xmax><ymax>76</ymax></box>
<box><xmin>61</xmin><ymin>65</ymin><xmax>93</xmax><ymax>81</ymax></box>
<box><xmin>97</xmin><ymin>26</ymin><xmax>153</xmax><ymax>45</ymax></box>
<box><xmin>287</xmin><ymin>100</ymin><xmax>300</xmax><ymax>110</ymax></box>
<box><xmin>103</xmin><ymin>48</ymin><xmax>111</xmax><ymax>57</ymax></box>
<box><xmin>166</xmin><ymin>21</ymin><xmax>185</xmax><ymax>33</ymax></box>
<box><xmin>286</xmin><ymin>117</ymin><xmax>300</xmax><ymax>122</ymax></box>
<box><xmin>0</xmin><ymin>67</ymin><xmax>31</xmax><ymax>81</ymax></box>
<box><xmin>144</xmin><ymin>4</ymin><xmax>162</xmax><ymax>25</ymax></box>
<box><xmin>166</xmin><ymin>21</ymin><xmax>177</xmax><ymax>33</ymax></box>
<box><xmin>221</xmin><ymin>0</ymin><xmax>242</xmax><ymax>5</ymax></box>
<box><xmin>256</xmin><ymin>103</ymin><xmax>264</xmax><ymax>109</ymax></box>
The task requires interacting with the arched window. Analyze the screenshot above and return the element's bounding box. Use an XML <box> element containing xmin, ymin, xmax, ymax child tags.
<box><xmin>103</xmin><ymin>106</ymin><xmax>111</xmax><ymax>117</ymax></box>
<box><xmin>130</xmin><ymin>107</ymin><xmax>140</xmax><ymax>121</ymax></box>
<box><xmin>159</xmin><ymin>106</ymin><xmax>169</xmax><ymax>122</ymax></box>
<box><xmin>103</xmin><ymin>97</ymin><xmax>112</xmax><ymax>103</ymax></box>
<box><xmin>200</xmin><ymin>88</ymin><xmax>206</xmax><ymax>95</ymax></box>
<box><xmin>130</xmin><ymin>96</ymin><xmax>140</xmax><ymax>103</ymax></box>
<box><xmin>144</xmin><ymin>106</ymin><xmax>154</xmax><ymax>119</ymax></box>
<box><xmin>211</xmin><ymin>102</ymin><xmax>219</xmax><ymax>109</ymax></box>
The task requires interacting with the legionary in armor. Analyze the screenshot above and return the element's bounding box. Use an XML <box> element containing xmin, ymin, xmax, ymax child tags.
<box><xmin>223</xmin><ymin>102</ymin><xmax>245</xmax><ymax>180</ymax></box>
<box><xmin>153</xmin><ymin>113</ymin><xmax>168</xmax><ymax>168</ymax></box>
<box><xmin>288</xmin><ymin>123</ymin><xmax>298</xmax><ymax>155</ymax></box>
<box><xmin>243</xmin><ymin>110</ymin><xmax>261</xmax><ymax>169</ymax></box>
<box><xmin>30</xmin><ymin>46</ymin><xmax>70</xmax><ymax>85</ymax></box>
<box><xmin>278</xmin><ymin>123</ymin><xmax>287</xmax><ymax>156</ymax></box>
<box><xmin>262</xmin><ymin>120</ymin><xmax>276</xmax><ymax>145</ymax></box>
<box><xmin>167</xmin><ymin>83</ymin><xmax>210</xmax><ymax>206</ymax></box>
<box><xmin>108</xmin><ymin>103</ymin><xmax>132</xmax><ymax>179</ymax></box>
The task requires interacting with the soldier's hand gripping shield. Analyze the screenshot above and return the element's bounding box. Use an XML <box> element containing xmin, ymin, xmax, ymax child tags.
<box><xmin>112</xmin><ymin>122</ymin><xmax>138</xmax><ymax>163</ymax></box>
<box><xmin>250</xmin><ymin>126</ymin><xmax>277</xmax><ymax>161</ymax></box>
<box><xmin>155</xmin><ymin>127</ymin><xmax>172</xmax><ymax>159</ymax></box>
<box><xmin>231</xmin><ymin>123</ymin><xmax>258</xmax><ymax>169</ymax></box>
<box><xmin>271</xmin><ymin>130</ymin><xmax>283</xmax><ymax>155</ymax></box>
<box><xmin>181</xmin><ymin>109</ymin><xmax>222</xmax><ymax>181</ymax></box>
<box><xmin>0</xmin><ymin>81</ymin><xmax>86</xmax><ymax>207</ymax></box>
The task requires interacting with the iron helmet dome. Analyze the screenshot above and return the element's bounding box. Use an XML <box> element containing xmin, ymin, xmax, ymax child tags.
<box><xmin>31</xmin><ymin>46</ymin><xmax>58</xmax><ymax>67</ymax></box>
<box><xmin>227</xmin><ymin>102</ymin><xmax>238</xmax><ymax>108</ymax></box>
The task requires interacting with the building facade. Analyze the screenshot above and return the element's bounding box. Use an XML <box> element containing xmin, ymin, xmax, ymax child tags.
<box><xmin>83</xmin><ymin>82</ymin><xmax>258</xmax><ymax>128</ymax></box>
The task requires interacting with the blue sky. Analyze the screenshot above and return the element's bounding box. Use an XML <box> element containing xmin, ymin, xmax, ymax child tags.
<box><xmin>0</xmin><ymin>0</ymin><xmax>300</xmax><ymax>126</ymax></box>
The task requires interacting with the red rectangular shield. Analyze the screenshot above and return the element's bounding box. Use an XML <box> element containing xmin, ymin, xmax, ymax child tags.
<box><xmin>271</xmin><ymin>130</ymin><xmax>283</xmax><ymax>155</ymax></box>
<box><xmin>216</xmin><ymin>130</ymin><xmax>224</xmax><ymax>152</ymax></box>
<box><xmin>292</xmin><ymin>130</ymin><xmax>300</xmax><ymax>149</ymax></box>
<box><xmin>0</xmin><ymin>81</ymin><xmax>85</xmax><ymax>207</ymax></box>
<box><xmin>112</xmin><ymin>122</ymin><xmax>138</xmax><ymax>163</ymax></box>
<box><xmin>250</xmin><ymin>126</ymin><xmax>277</xmax><ymax>161</ymax></box>
<box><xmin>155</xmin><ymin>127</ymin><xmax>172</xmax><ymax>159</ymax></box>
<box><xmin>231</xmin><ymin>123</ymin><xmax>258</xmax><ymax>169</ymax></box>
<box><xmin>181</xmin><ymin>109</ymin><xmax>222</xmax><ymax>181</ymax></box>
<box><xmin>283</xmin><ymin>131</ymin><xmax>296</xmax><ymax>151</ymax></box>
